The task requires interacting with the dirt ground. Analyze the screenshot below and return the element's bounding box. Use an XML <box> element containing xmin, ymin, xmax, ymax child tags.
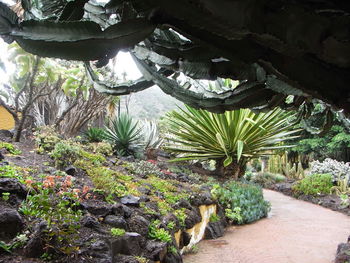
<box><xmin>184</xmin><ymin>190</ymin><xmax>350</xmax><ymax>263</ymax></box>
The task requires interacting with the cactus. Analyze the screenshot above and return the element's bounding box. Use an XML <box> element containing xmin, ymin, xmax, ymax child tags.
<box><xmin>268</xmin><ymin>152</ymin><xmax>305</xmax><ymax>179</ymax></box>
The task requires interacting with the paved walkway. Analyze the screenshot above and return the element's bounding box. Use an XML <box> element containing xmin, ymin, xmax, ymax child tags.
<box><xmin>184</xmin><ymin>190</ymin><xmax>350</xmax><ymax>263</ymax></box>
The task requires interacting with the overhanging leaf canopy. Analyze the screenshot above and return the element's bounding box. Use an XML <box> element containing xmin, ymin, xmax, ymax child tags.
<box><xmin>0</xmin><ymin>0</ymin><xmax>349</xmax><ymax>116</ymax></box>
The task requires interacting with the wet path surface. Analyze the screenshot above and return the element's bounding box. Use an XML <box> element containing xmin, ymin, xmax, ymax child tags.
<box><xmin>184</xmin><ymin>190</ymin><xmax>350</xmax><ymax>263</ymax></box>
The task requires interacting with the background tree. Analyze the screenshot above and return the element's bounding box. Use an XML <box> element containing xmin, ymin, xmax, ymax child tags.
<box><xmin>0</xmin><ymin>44</ymin><xmax>115</xmax><ymax>140</ymax></box>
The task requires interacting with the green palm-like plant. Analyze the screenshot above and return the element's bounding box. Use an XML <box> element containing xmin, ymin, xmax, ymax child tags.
<box><xmin>84</xmin><ymin>127</ymin><xmax>105</xmax><ymax>143</ymax></box>
<box><xmin>166</xmin><ymin>105</ymin><xmax>299</xmax><ymax>179</ymax></box>
<box><xmin>104</xmin><ymin>113</ymin><xmax>143</xmax><ymax>156</ymax></box>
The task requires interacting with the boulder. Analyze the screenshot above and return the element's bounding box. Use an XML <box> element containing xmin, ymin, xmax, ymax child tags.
<box><xmin>120</xmin><ymin>195</ymin><xmax>140</xmax><ymax>207</ymax></box>
<box><xmin>104</xmin><ymin>215</ymin><xmax>127</xmax><ymax>229</ymax></box>
<box><xmin>81</xmin><ymin>215</ymin><xmax>100</xmax><ymax>229</ymax></box>
<box><xmin>184</xmin><ymin>208</ymin><xmax>202</xmax><ymax>229</ymax></box>
<box><xmin>112</xmin><ymin>255</ymin><xmax>139</xmax><ymax>263</ymax></box>
<box><xmin>24</xmin><ymin>221</ymin><xmax>47</xmax><ymax>258</ymax></box>
<box><xmin>127</xmin><ymin>215</ymin><xmax>150</xmax><ymax>236</ymax></box>
<box><xmin>0</xmin><ymin>178</ymin><xmax>27</xmax><ymax>199</ymax></box>
<box><xmin>111</xmin><ymin>232</ymin><xmax>143</xmax><ymax>257</ymax></box>
<box><xmin>83</xmin><ymin>202</ymin><xmax>112</xmax><ymax>216</ymax></box>
<box><xmin>64</xmin><ymin>165</ymin><xmax>77</xmax><ymax>176</ymax></box>
<box><xmin>0</xmin><ymin>208</ymin><xmax>24</xmax><ymax>240</ymax></box>
<box><xmin>0</xmin><ymin>130</ymin><xmax>13</xmax><ymax>141</ymax></box>
<box><xmin>112</xmin><ymin>203</ymin><xmax>133</xmax><ymax>218</ymax></box>
<box><xmin>144</xmin><ymin>240</ymin><xmax>168</xmax><ymax>262</ymax></box>
<box><xmin>179</xmin><ymin>232</ymin><xmax>191</xmax><ymax>249</ymax></box>
<box><xmin>204</xmin><ymin>221</ymin><xmax>225</xmax><ymax>239</ymax></box>
<box><xmin>335</xmin><ymin>242</ymin><xmax>350</xmax><ymax>263</ymax></box>
<box><xmin>0</xmin><ymin>152</ymin><xmax>4</xmax><ymax>161</ymax></box>
<box><xmin>87</xmin><ymin>239</ymin><xmax>112</xmax><ymax>262</ymax></box>
<box><xmin>164</xmin><ymin>251</ymin><xmax>183</xmax><ymax>263</ymax></box>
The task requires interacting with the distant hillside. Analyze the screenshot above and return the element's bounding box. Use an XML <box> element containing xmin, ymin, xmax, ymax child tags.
<box><xmin>120</xmin><ymin>86</ymin><xmax>183</xmax><ymax>120</ymax></box>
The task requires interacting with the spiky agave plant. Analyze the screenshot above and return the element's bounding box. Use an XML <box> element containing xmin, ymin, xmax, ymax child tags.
<box><xmin>84</xmin><ymin>127</ymin><xmax>105</xmax><ymax>143</ymax></box>
<box><xmin>103</xmin><ymin>113</ymin><xmax>143</xmax><ymax>156</ymax></box>
<box><xmin>166</xmin><ymin>105</ymin><xmax>299</xmax><ymax>179</ymax></box>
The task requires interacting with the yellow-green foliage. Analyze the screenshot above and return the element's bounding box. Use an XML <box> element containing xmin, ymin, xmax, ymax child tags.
<box><xmin>78</xmin><ymin>165</ymin><xmax>140</xmax><ymax>200</ymax></box>
<box><xmin>0</xmin><ymin>142</ymin><xmax>21</xmax><ymax>155</ymax></box>
<box><xmin>330</xmin><ymin>176</ymin><xmax>350</xmax><ymax>195</ymax></box>
<box><xmin>110</xmin><ymin>228</ymin><xmax>126</xmax><ymax>237</ymax></box>
<box><xmin>268</xmin><ymin>152</ymin><xmax>304</xmax><ymax>179</ymax></box>
<box><xmin>50</xmin><ymin>140</ymin><xmax>106</xmax><ymax>168</ymax></box>
<box><xmin>292</xmin><ymin>174</ymin><xmax>333</xmax><ymax>196</ymax></box>
<box><xmin>34</xmin><ymin>126</ymin><xmax>61</xmax><ymax>152</ymax></box>
<box><xmin>85</xmin><ymin>142</ymin><xmax>113</xmax><ymax>156</ymax></box>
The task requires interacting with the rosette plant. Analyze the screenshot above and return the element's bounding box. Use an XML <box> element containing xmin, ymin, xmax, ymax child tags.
<box><xmin>166</xmin><ymin>105</ymin><xmax>299</xmax><ymax>179</ymax></box>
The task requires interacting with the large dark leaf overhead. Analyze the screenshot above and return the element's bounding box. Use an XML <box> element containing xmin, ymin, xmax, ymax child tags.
<box><xmin>0</xmin><ymin>0</ymin><xmax>349</xmax><ymax>116</ymax></box>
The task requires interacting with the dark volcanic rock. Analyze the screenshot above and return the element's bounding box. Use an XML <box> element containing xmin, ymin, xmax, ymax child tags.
<box><xmin>64</xmin><ymin>165</ymin><xmax>77</xmax><ymax>176</ymax></box>
<box><xmin>104</xmin><ymin>215</ymin><xmax>127</xmax><ymax>229</ymax></box>
<box><xmin>335</xmin><ymin>242</ymin><xmax>350</xmax><ymax>263</ymax></box>
<box><xmin>179</xmin><ymin>231</ymin><xmax>191</xmax><ymax>249</ymax></box>
<box><xmin>128</xmin><ymin>215</ymin><xmax>150</xmax><ymax>236</ymax></box>
<box><xmin>204</xmin><ymin>221</ymin><xmax>225</xmax><ymax>239</ymax></box>
<box><xmin>137</xmin><ymin>186</ymin><xmax>151</xmax><ymax>195</ymax></box>
<box><xmin>0</xmin><ymin>130</ymin><xmax>13</xmax><ymax>141</ymax></box>
<box><xmin>164</xmin><ymin>252</ymin><xmax>183</xmax><ymax>263</ymax></box>
<box><xmin>0</xmin><ymin>152</ymin><xmax>4</xmax><ymax>161</ymax></box>
<box><xmin>24</xmin><ymin>222</ymin><xmax>47</xmax><ymax>258</ymax></box>
<box><xmin>111</xmin><ymin>232</ymin><xmax>143</xmax><ymax>257</ymax></box>
<box><xmin>0</xmin><ymin>208</ymin><xmax>24</xmax><ymax>240</ymax></box>
<box><xmin>190</xmin><ymin>192</ymin><xmax>214</xmax><ymax>206</ymax></box>
<box><xmin>87</xmin><ymin>239</ymin><xmax>112</xmax><ymax>262</ymax></box>
<box><xmin>144</xmin><ymin>240</ymin><xmax>168</xmax><ymax>262</ymax></box>
<box><xmin>120</xmin><ymin>195</ymin><xmax>140</xmax><ymax>207</ymax></box>
<box><xmin>184</xmin><ymin>208</ymin><xmax>202</xmax><ymax>229</ymax></box>
<box><xmin>112</xmin><ymin>203</ymin><xmax>133</xmax><ymax>218</ymax></box>
<box><xmin>112</xmin><ymin>255</ymin><xmax>139</xmax><ymax>263</ymax></box>
<box><xmin>81</xmin><ymin>215</ymin><xmax>100</xmax><ymax>229</ymax></box>
<box><xmin>0</xmin><ymin>178</ymin><xmax>27</xmax><ymax>199</ymax></box>
<box><xmin>83</xmin><ymin>202</ymin><xmax>112</xmax><ymax>216</ymax></box>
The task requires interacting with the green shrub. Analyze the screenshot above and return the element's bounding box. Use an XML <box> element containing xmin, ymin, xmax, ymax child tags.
<box><xmin>19</xmin><ymin>187</ymin><xmax>82</xmax><ymax>255</ymax></box>
<box><xmin>0</xmin><ymin>165</ymin><xmax>24</xmax><ymax>183</ymax></box>
<box><xmin>34</xmin><ymin>126</ymin><xmax>61</xmax><ymax>152</ymax></box>
<box><xmin>212</xmin><ymin>181</ymin><xmax>270</xmax><ymax>224</ymax></box>
<box><xmin>209</xmin><ymin>213</ymin><xmax>220</xmax><ymax>222</ymax></box>
<box><xmin>251</xmin><ymin>172</ymin><xmax>286</xmax><ymax>187</ymax></box>
<box><xmin>50</xmin><ymin>142</ymin><xmax>81</xmax><ymax>168</ymax></box>
<box><xmin>84</xmin><ymin>127</ymin><xmax>105</xmax><ymax>143</ymax></box>
<box><xmin>292</xmin><ymin>173</ymin><xmax>333</xmax><ymax>196</ymax></box>
<box><xmin>88</xmin><ymin>142</ymin><xmax>113</xmax><ymax>156</ymax></box>
<box><xmin>0</xmin><ymin>142</ymin><xmax>21</xmax><ymax>155</ymax></box>
<box><xmin>51</xmin><ymin>141</ymin><xmax>106</xmax><ymax>168</ymax></box>
<box><xmin>148</xmin><ymin>220</ymin><xmax>172</xmax><ymax>243</ymax></box>
<box><xmin>110</xmin><ymin>228</ymin><xmax>126</xmax><ymax>237</ymax></box>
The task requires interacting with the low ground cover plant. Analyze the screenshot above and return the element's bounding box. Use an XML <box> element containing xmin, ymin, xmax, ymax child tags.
<box><xmin>0</xmin><ymin>142</ymin><xmax>21</xmax><ymax>155</ymax></box>
<box><xmin>212</xmin><ymin>181</ymin><xmax>270</xmax><ymax>224</ymax></box>
<box><xmin>251</xmin><ymin>172</ymin><xmax>286</xmax><ymax>187</ymax></box>
<box><xmin>292</xmin><ymin>173</ymin><xmax>333</xmax><ymax>196</ymax></box>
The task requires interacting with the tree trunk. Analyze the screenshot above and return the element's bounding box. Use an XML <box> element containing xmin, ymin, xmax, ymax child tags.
<box><xmin>215</xmin><ymin>158</ymin><xmax>246</xmax><ymax>180</ymax></box>
<box><xmin>13</xmin><ymin>115</ymin><xmax>26</xmax><ymax>142</ymax></box>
